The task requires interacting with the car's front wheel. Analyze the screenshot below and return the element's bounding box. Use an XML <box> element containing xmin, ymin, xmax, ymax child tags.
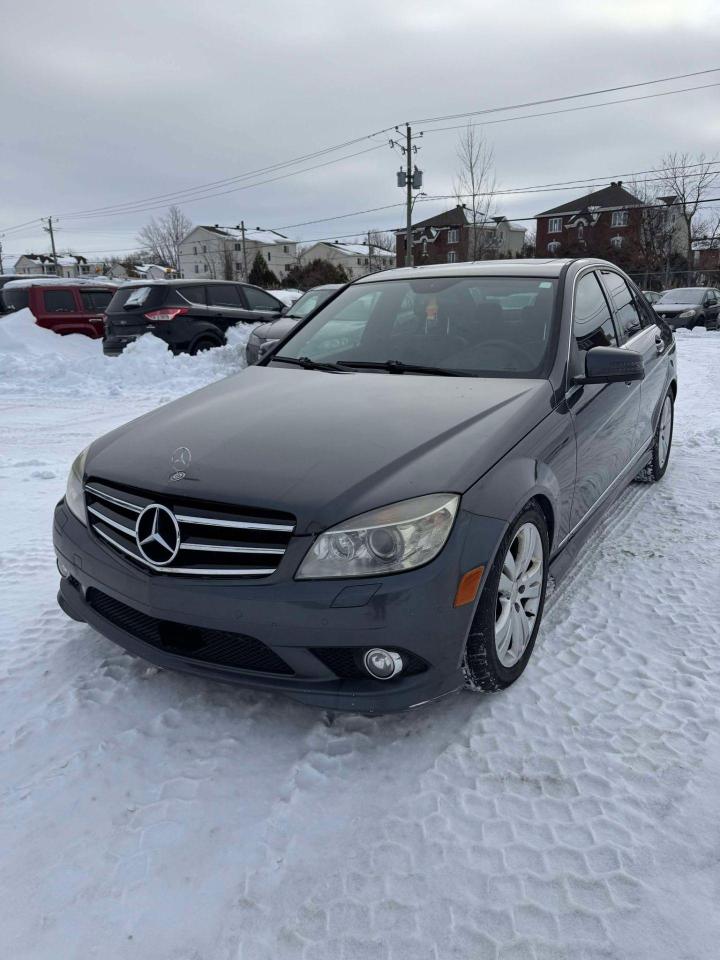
<box><xmin>464</xmin><ymin>502</ymin><xmax>549</xmax><ymax>692</ymax></box>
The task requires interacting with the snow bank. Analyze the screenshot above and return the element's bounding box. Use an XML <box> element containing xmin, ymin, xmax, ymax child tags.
<box><xmin>0</xmin><ymin>308</ymin><xmax>255</xmax><ymax>401</ymax></box>
<box><xmin>270</xmin><ymin>288</ymin><xmax>303</xmax><ymax>307</ymax></box>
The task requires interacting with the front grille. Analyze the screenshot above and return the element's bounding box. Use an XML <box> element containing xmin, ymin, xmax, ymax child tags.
<box><xmin>85</xmin><ymin>479</ymin><xmax>295</xmax><ymax>578</ymax></box>
<box><xmin>311</xmin><ymin>646</ymin><xmax>428</xmax><ymax>679</ymax></box>
<box><xmin>87</xmin><ymin>588</ymin><xmax>293</xmax><ymax>675</ymax></box>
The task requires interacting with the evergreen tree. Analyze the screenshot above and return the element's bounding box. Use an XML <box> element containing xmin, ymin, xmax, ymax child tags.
<box><xmin>284</xmin><ymin>258</ymin><xmax>351</xmax><ymax>290</ymax></box>
<box><xmin>248</xmin><ymin>251</ymin><xmax>277</xmax><ymax>288</ymax></box>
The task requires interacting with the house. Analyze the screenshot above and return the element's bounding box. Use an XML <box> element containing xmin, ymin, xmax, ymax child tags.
<box><xmin>693</xmin><ymin>239</ymin><xmax>720</xmax><ymax>281</ymax></box>
<box><xmin>178</xmin><ymin>225</ymin><xmax>298</xmax><ymax>282</ymax></box>
<box><xmin>395</xmin><ymin>205</ymin><xmax>526</xmax><ymax>267</ymax></box>
<box><xmin>300</xmin><ymin>241</ymin><xmax>395</xmax><ymax>280</ymax></box>
<box><xmin>534</xmin><ymin>181</ymin><xmax>688</xmax><ymax>263</ymax></box>
<box><xmin>13</xmin><ymin>253</ymin><xmax>108</xmax><ymax>278</ymax></box>
<box><xmin>134</xmin><ymin>263</ymin><xmax>175</xmax><ymax>280</ymax></box>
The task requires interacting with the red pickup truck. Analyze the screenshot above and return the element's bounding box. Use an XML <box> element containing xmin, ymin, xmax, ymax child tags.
<box><xmin>0</xmin><ymin>281</ymin><xmax>115</xmax><ymax>338</ymax></box>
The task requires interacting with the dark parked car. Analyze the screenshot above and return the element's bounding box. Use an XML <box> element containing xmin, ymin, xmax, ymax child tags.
<box><xmin>55</xmin><ymin>258</ymin><xmax>676</xmax><ymax>713</ymax></box>
<box><xmin>0</xmin><ymin>273</ymin><xmax>45</xmax><ymax>291</ymax></box>
<box><xmin>245</xmin><ymin>283</ymin><xmax>342</xmax><ymax>364</ymax></box>
<box><xmin>652</xmin><ymin>286</ymin><xmax>720</xmax><ymax>329</ymax></box>
<box><xmin>103</xmin><ymin>279</ymin><xmax>285</xmax><ymax>356</ymax></box>
<box><xmin>1</xmin><ymin>280</ymin><xmax>115</xmax><ymax>337</ymax></box>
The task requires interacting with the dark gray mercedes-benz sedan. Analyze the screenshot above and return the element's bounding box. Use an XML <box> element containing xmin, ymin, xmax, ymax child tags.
<box><xmin>54</xmin><ymin>259</ymin><xmax>676</xmax><ymax>713</ymax></box>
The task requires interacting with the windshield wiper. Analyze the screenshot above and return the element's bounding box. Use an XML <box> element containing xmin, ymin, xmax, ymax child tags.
<box><xmin>335</xmin><ymin>359</ymin><xmax>466</xmax><ymax>377</ymax></box>
<box><xmin>272</xmin><ymin>355</ymin><xmax>345</xmax><ymax>372</ymax></box>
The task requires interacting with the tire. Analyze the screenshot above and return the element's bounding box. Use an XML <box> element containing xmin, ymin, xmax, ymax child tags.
<box><xmin>635</xmin><ymin>390</ymin><xmax>674</xmax><ymax>483</ymax></box>
<box><xmin>189</xmin><ymin>336</ymin><xmax>220</xmax><ymax>356</ymax></box>
<box><xmin>463</xmin><ymin>502</ymin><xmax>549</xmax><ymax>692</ymax></box>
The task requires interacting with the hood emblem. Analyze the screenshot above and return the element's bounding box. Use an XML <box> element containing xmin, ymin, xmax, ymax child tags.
<box><xmin>135</xmin><ymin>504</ymin><xmax>181</xmax><ymax>566</ymax></box>
<box><xmin>170</xmin><ymin>446</ymin><xmax>191</xmax><ymax>470</ymax></box>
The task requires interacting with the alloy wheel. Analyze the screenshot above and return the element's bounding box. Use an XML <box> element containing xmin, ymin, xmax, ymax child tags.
<box><xmin>494</xmin><ymin>522</ymin><xmax>544</xmax><ymax>668</ymax></box>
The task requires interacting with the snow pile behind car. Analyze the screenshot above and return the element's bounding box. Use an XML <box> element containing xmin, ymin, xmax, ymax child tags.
<box><xmin>0</xmin><ymin>309</ymin><xmax>256</xmax><ymax>401</ymax></box>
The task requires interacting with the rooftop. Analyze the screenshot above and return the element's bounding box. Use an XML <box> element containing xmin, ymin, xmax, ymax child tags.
<box><xmin>536</xmin><ymin>181</ymin><xmax>642</xmax><ymax>217</ymax></box>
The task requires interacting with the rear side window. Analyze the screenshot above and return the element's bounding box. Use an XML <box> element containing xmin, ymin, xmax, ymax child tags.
<box><xmin>601</xmin><ymin>271</ymin><xmax>643</xmax><ymax>339</ymax></box>
<box><xmin>79</xmin><ymin>289</ymin><xmax>113</xmax><ymax>312</ymax></box>
<box><xmin>207</xmin><ymin>285</ymin><xmax>242</xmax><ymax>307</ymax></box>
<box><xmin>244</xmin><ymin>286</ymin><xmax>281</xmax><ymax>311</ymax></box>
<box><xmin>177</xmin><ymin>285</ymin><xmax>206</xmax><ymax>305</ymax></box>
<box><xmin>573</xmin><ymin>273</ymin><xmax>618</xmax><ymax>351</ymax></box>
<box><xmin>43</xmin><ymin>290</ymin><xmax>77</xmax><ymax>313</ymax></box>
<box><xmin>1</xmin><ymin>287</ymin><xmax>29</xmax><ymax>312</ymax></box>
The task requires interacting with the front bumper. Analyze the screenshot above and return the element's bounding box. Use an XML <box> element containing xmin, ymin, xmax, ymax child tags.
<box><xmin>53</xmin><ymin>500</ymin><xmax>505</xmax><ymax>713</ymax></box>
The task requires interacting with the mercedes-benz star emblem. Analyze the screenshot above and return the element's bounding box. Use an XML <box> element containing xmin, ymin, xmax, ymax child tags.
<box><xmin>170</xmin><ymin>446</ymin><xmax>191</xmax><ymax>470</ymax></box>
<box><xmin>135</xmin><ymin>504</ymin><xmax>181</xmax><ymax>566</ymax></box>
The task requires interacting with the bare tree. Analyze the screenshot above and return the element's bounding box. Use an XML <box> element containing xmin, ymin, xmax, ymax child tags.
<box><xmin>693</xmin><ymin>208</ymin><xmax>720</xmax><ymax>284</ymax></box>
<box><xmin>137</xmin><ymin>205</ymin><xmax>192</xmax><ymax>272</ymax></box>
<box><xmin>626</xmin><ymin>179</ymin><xmax>679</xmax><ymax>288</ymax></box>
<box><xmin>658</xmin><ymin>153</ymin><xmax>718</xmax><ymax>283</ymax></box>
<box><xmin>453</xmin><ymin>127</ymin><xmax>497</xmax><ymax>260</ymax></box>
<box><xmin>366</xmin><ymin>229</ymin><xmax>396</xmax><ymax>272</ymax></box>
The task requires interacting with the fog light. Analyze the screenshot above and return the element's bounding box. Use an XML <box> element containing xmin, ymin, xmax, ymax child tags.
<box><xmin>363</xmin><ymin>647</ymin><xmax>403</xmax><ymax>680</ymax></box>
<box><xmin>57</xmin><ymin>556</ymin><xmax>71</xmax><ymax>579</ymax></box>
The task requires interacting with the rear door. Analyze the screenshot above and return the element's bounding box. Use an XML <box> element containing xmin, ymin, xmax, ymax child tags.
<box><xmin>37</xmin><ymin>288</ymin><xmax>92</xmax><ymax>336</ymax></box>
<box><xmin>205</xmin><ymin>283</ymin><xmax>259</xmax><ymax>329</ymax></box>
<box><xmin>566</xmin><ymin>269</ymin><xmax>641</xmax><ymax>531</ymax></box>
<box><xmin>600</xmin><ymin>270</ymin><xmax>666</xmax><ymax>453</ymax></box>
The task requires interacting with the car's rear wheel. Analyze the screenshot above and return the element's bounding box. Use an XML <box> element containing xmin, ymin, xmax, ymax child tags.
<box><xmin>464</xmin><ymin>503</ymin><xmax>549</xmax><ymax>692</ymax></box>
<box><xmin>190</xmin><ymin>336</ymin><xmax>221</xmax><ymax>355</ymax></box>
<box><xmin>636</xmin><ymin>390</ymin><xmax>674</xmax><ymax>483</ymax></box>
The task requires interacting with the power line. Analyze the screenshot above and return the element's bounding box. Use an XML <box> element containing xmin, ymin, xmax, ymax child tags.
<box><xmin>411</xmin><ymin>66</ymin><xmax>720</xmax><ymax>125</ymax></box>
<box><xmin>419</xmin><ymin>82</ymin><xmax>720</xmax><ymax>135</ymax></box>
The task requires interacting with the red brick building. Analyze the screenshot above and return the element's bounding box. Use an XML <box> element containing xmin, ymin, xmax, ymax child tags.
<box><xmin>395</xmin><ymin>205</ymin><xmax>525</xmax><ymax>267</ymax></box>
<box><xmin>535</xmin><ymin>182</ymin><xmax>645</xmax><ymax>260</ymax></box>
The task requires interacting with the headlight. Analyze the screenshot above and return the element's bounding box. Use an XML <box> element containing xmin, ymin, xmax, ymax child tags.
<box><xmin>65</xmin><ymin>446</ymin><xmax>89</xmax><ymax>524</ymax></box>
<box><xmin>296</xmin><ymin>493</ymin><xmax>459</xmax><ymax>579</ymax></box>
<box><xmin>677</xmin><ymin>309</ymin><xmax>697</xmax><ymax>319</ymax></box>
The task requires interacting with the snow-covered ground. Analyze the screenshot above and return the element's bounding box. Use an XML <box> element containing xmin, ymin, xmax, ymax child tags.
<box><xmin>1</xmin><ymin>315</ymin><xmax>719</xmax><ymax>960</ymax></box>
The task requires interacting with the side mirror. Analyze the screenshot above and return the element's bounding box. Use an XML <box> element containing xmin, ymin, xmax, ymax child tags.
<box><xmin>574</xmin><ymin>346</ymin><xmax>645</xmax><ymax>385</ymax></box>
<box><xmin>258</xmin><ymin>338</ymin><xmax>279</xmax><ymax>359</ymax></box>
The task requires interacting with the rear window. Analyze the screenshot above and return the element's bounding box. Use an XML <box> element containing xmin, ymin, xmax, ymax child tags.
<box><xmin>106</xmin><ymin>285</ymin><xmax>165</xmax><ymax>313</ymax></box>
<box><xmin>43</xmin><ymin>290</ymin><xmax>77</xmax><ymax>313</ymax></box>
<box><xmin>1</xmin><ymin>287</ymin><xmax>29</xmax><ymax>312</ymax></box>
<box><xmin>79</xmin><ymin>289</ymin><xmax>113</xmax><ymax>312</ymax></box>
<box><xmin>177</xmin><ymin>284</ymin><xmax>207</xmax><ymax>305</ymax></box>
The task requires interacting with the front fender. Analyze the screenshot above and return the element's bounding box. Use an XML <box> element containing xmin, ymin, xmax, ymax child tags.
<box><xmin>461</xmin><ymin>405</ymin><xmax>576</xmax><ymax>551</ymax></box>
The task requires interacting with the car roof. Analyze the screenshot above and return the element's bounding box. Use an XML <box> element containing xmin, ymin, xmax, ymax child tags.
<box><xmin>353</xmin><ymin>258</ymin><xmax>600</xmax><ymax>284</ymax></box>
<box><xmin>116</xmin><ymin>278</ymin><xmax>255</xmax><ymax>288</ymax></box>
<box><xmin>2</xmin><ymin>278</ymin><xmax>115</xmax><ymax>290</ymax></box>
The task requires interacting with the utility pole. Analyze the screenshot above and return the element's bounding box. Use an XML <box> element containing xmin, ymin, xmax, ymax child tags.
<box><xmin>390</xmin><ymin>125</ymin><xmax>423</xmax><ymax>267</ymax></box>
<box><xmin>43</xmin><ymin>217</ymin><xmax>59</xmax><ymax>274</ymax></box>
<box><xmin>0</xmin><ymin>237</ymin><xmax>4</xmax><ymax>274</ymax></box>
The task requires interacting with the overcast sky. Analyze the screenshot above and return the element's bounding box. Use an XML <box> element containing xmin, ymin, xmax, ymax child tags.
<box><xmin>1</xmin><ymin>0</ymin><xmax>719</xmax><ymax>266</ymax></box>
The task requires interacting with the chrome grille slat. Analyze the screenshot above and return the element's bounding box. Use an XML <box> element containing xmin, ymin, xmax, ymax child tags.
<box><xmin>179</xmin><ymin>543</ymin><xmax>286</xmax><ymax>554</ymax></box>
<box><xmin>87</xmin><ymin>504</ymin><xmax>136</xmax><ymax>537</ymax></box>
<box><xmin>94</xmin><ymin>527</ymin><xmax>276</xmax><ymax>576</ymax></box>
<box><xmin>175</xmin><ymin>514</ymin><xmax>294</xmax><ymax>533</ymax></box>
<box><xmin>84</xmin><ymin>481</ymin><xmax>295</xmax><ymax>578</ymax></box>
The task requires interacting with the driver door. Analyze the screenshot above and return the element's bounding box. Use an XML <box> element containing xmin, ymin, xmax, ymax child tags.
<box><xmin>566</xmin><ymin>270</ymin><xmax>640</xmax><ymax>531</ymax></box>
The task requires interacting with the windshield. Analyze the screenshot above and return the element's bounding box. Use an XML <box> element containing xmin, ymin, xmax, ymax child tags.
<box><xmin>658</xmin><ymin>288</ymin><xmax>704</xmax><ymax>304</ymax></box>
<box><xmin>287</xmin><ymin>287</ymin><xmax>337</xmax><ymax>319</ymax></box>
<box><xmin>274</xmin><ymin>276</ymin><xmax>558</xmax><ymax>377</ymax></box>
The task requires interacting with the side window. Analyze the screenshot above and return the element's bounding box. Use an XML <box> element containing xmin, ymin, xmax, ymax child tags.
<box><xmin>207</xmin><ymin>284</ymin><xmax>241</xmax><ymax>308</ymax></box>
<box><xmin>573</xmin><ymin>273</ymin><xmax>618</xmax><ymax>352</ymax></box>
<box><xmin>178</xmin><ymin>285</ymin><xmax>207</xmax><ymax>304</ymax></box>
<box><xmin>43</xmin><ymin>290</ymin><xmax>77</xmax><ymax>313</ymax></box>
<box><xmin>79</xmin><ymin>290</ymin><xmax>112</xmax><ymax>312</ymax></box>
<box><xmin>601</xmin><ymin>271</ymin><xmax>642</xmax><ymax>339</ymax></box>
<box><xmin>243</xmin><ymin>286</ymin><xmax>282</xmax><ymax>311</ymax></box>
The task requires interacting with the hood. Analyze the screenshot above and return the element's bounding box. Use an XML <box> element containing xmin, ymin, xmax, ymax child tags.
<box><xmin>251</xmin><ymin>316</ymin><xmax>299</xmax><ymax>340</ymax></box>
<box><xmin>87</xmin><ymin>366</ymin><xmax>553</xmax><ymax>532</ymax></box>
<box><xmin>655</xmin><ymin>302</ymin><xmax>699</xmax><ymax>313</ymax></box>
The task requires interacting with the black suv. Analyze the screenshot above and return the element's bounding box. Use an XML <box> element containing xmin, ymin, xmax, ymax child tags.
<box><xmin>103</xmin><ymin>280</ymin><xmax>285</xmax><ymax>356</ymax></box>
